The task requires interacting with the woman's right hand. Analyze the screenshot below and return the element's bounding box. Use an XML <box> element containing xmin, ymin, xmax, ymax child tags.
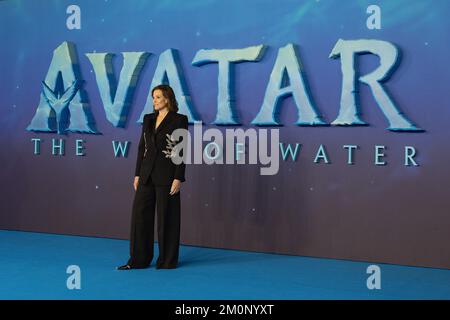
<box><xmin>133</xmin><ymin>176</ymin><xmax>139</xmax><ymax>191</ymax></box>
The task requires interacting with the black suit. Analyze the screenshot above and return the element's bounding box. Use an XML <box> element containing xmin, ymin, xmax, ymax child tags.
<box><xmin>128</xmin><ymin>110</ymin><xmax>188</xmax><ymax>269</ymax></box>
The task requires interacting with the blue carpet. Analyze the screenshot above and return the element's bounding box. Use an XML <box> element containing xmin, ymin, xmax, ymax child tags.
<box><xmin>0</xmin><ymin>230</ymin><xmax>449</xmax><ymax>300</ymax></box>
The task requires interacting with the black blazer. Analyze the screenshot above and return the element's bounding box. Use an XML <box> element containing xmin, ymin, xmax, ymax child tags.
<box><xmin>135</xmin><ymin>111</ymin><xmax>188</xmax><ymax>186</ymax></box>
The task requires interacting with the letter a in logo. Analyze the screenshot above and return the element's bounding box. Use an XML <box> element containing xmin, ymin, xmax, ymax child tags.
<box><xmin>27</xmin><ymin>41</ymin><xmax>99</xmax><ymax>134</ymax></box>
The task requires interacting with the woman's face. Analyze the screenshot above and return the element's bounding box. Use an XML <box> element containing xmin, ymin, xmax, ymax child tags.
<box><xmin>153</xmin><ymin>89</ymin><xmax>169</xmax><ymax>111</ymax></box>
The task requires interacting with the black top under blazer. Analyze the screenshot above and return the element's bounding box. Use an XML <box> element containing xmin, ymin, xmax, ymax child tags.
<box><xmin>135</xmin><ymin>111</ymin><xmax>188</xmax><ymax>186</ymax></box>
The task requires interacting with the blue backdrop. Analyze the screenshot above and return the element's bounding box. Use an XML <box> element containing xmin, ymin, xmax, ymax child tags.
<box><xmin>1</xmin><ymin>0</ymin><xmax>450</xmax><ymax>269</ymax></box>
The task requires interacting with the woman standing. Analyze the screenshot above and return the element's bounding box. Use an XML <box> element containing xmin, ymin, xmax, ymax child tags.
<box><xmin>118</xmin><ymin>84</ymin><xmax>188</xmax><ymax>270</ymax></box>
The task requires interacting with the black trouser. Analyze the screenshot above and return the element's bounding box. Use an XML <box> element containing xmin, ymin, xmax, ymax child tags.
<box><xmin>127</xmin><ymin>178</ymin><xmax>181</xmax><ymax>268</ymax></box>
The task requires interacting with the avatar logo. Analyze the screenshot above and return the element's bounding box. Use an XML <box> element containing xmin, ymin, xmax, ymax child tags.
<box><xmin>27</xmin><ymin>40</ymin><xmax>423</xmax><ymax>135</ymax></box>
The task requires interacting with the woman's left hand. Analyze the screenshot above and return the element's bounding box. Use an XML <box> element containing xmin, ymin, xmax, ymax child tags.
<box><xmin>170</xmin><ymin>179</ymin><xmax>182</xmax><ymax>195</ymax></box>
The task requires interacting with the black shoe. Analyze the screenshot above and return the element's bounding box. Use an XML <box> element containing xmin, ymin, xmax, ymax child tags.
<box><xmin>116</xmin><ymin>264</ymin><xmax>132</xmax><ymax>270</ymax></box>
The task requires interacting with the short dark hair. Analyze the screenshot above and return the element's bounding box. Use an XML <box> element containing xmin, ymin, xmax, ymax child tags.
<box><xmin>151</xmin><ymin>84</ymin><xmax>179</xmax><ymax>113</ymax></box>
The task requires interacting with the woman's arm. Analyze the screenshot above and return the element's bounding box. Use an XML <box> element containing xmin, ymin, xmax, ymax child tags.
<box><xmin>173</xmin><ymin>115</ymin><xmax>189</xmax><ymax>183</ymax></box>
<box><xmin>134</xmin><ymin>115</ymin><xmax>147</xmax><ymax>177</ymax></box>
